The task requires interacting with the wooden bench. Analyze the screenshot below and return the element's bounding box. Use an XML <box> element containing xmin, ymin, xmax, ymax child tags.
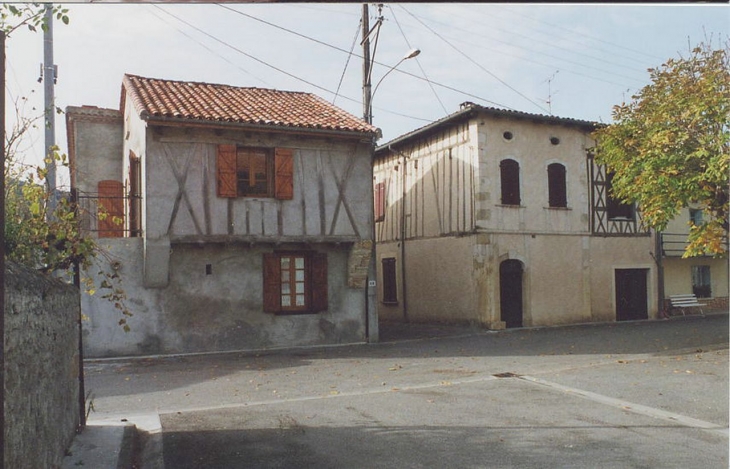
<box><xmin>669</xmin><ymin>294</ymin><xmax>706</xmax><ymax>316</ymax></box>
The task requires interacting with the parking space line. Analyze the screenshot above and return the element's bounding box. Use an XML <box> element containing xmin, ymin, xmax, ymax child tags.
<box><xmin>517</xmin><ymin>375</ymin><xmax>729</xmax><ymax>437</ymax></box>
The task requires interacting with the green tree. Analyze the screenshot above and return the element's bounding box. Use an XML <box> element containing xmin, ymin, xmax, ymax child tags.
<box><xmin>593</xmin><ymin>41</ymin><xmax>729</xmax><ymax>257</ymax></box>
<box><xmin>3</xmin><ymin>4</ymin><xmax>132</xmax><ymax>330</ymax></box>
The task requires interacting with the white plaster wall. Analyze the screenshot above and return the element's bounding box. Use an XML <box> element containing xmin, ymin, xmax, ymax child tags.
<box><xmin>81</xmin><ymin>238</ymin><xmax>367</xmax><ymax>357</ymax></box>
<box><xmin>663</xmin><ymin>257</ymin><xmax>729</xmax><ymax>299</ymax></box>
<box><xmin>143</xmin><ymin>127</ymin><xmax>373</xmax><ymax>242</ymax></box>
<box><xmin>476</xmin><ymin>116</ymin><xmax>592</xmax><ymax>234</ymax></box>
<box><xmin>488</xmin><ymin>233</ymin><xmax>591</xmax><ymax>327</ymax></box>
<box><xmin>589</xmin><ymin>236</ymin><xmax>658</xmax><ymax>321</ymax></box>
<box><xmin>400</xmin><ymin>236</ymin><xmax>476</xmax><ymax>323</ymax></box>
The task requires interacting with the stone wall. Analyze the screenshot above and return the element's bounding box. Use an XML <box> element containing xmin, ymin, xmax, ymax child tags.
<box><xmin>4</xmin><ymin>262</ymin><xmax>81</xmax><ymax>469</ymax></box>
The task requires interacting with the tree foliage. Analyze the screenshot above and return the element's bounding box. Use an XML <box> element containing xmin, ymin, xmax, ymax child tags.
<box><xmin>2</xmin><ymin>4</ymin><xmax>132</xmax><ymax>331</ymax></box>
<box><xmin>0</xmin><ymin>3</ymin><xmax>69</xmax><ymax>36</ymax></box>
<box><xmin>593</xmin><ymin>41</ymin><xmax>729</xmax><ymax>257</ymax></box>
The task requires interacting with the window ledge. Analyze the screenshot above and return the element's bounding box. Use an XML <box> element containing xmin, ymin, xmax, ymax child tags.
<box><xmin>544</xmin><ymin>206</ymin><xmax>572</xmax><ymax>211</ymax></box>
<box><xmin>382</xmin><ymin>301</ymin><xmax>399</xmax><ymax>306</ymax></box>
<box><xmin>496</xmin><ymin>204</ymin><xmax>524</xmax><ymax>209</ymax></box>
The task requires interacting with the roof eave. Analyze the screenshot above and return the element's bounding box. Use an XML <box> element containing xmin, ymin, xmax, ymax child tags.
<box><xmin>376</xmin><ymin>104</ymin><xmax>604</xmax><ymax>156</ymax></box>
<box><xmin>144</xmin><ymin>115</ymin><xmax>379</xmax><ymax>142</ymax></box>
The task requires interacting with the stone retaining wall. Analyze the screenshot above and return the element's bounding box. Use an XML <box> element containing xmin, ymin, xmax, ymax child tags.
<box><xmin>4</xmin><ymin>262</ymin><xmax>81</xmax><ymax>469</ymax></box>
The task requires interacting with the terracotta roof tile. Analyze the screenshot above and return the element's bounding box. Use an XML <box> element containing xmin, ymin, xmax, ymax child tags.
<box><xmin>122</xmin><ymin>74</ymin><xmax>377</xmax><ymax>135</ymax></box>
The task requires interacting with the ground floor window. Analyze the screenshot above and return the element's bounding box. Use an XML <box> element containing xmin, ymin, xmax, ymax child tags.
<box><xmin>263</xmin><ymin>251</ymin><xmax>328</xmax><ymax>314</ymax></box>
<box><xmin>692</xmin><ymin>265</ymin><xmax>711</xmax><ymax>298</ymax></box>
<box><xmin>381</xmin><ymin>257</ymin><xmax>398</xmax><ymax>304</ymax></box>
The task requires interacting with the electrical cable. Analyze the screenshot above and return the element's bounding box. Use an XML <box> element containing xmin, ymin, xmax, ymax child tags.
<box><xmin>429</xmin><ymin>5</ymin><xmax>651</xmax><ymax>75</ymax></box>
<box><xmin>214</xmin><ymin>3</ymin><xmax>516</xmax><ymax>109</ymax></box>
<box><xmin>332</xmin><ymin>18</ymin><xmax>361</xmax><ymax>105</ymax></box>
<box><xmin>389</xmin><ymin>5</ymin><xmax>448</xmax><ymax>114</ymax></box>
<box><xmin>405</xmin><ymin>5</ymin><xmax>649</xmax><ymax>88</ymax></box>
<box><xmin>151</xmin><ymin>5</ymin><xmax>435</xmax><ymax>125</ymax></box>
<box><xmin>496</xmin><ymin>5</ymin><xmax>667</xmax><ymax>62</ymax></box>
<box><xmin>146</xmin><ymin>6</ymin><xmax>270</xmax><ymax>87</ymax></box>
<box><xmin>398</xmin><ymin>4</ymin><xmax>550</xmax><ymax>114</ymax></box>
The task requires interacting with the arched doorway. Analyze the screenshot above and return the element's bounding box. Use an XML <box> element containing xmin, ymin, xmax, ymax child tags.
<box><xmin>500</xmin><ymin>260</ymin><xmax>524</xmax><ymax>328</ymax></box>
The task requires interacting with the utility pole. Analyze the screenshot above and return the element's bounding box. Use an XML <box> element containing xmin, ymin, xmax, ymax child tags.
<box><xmin>43</xmin><ymin>4</ymin><xmax>57</xmax><ymax>208</ymax></box>
<box><xmin>362</xmin><ymin>4</ymin><xmax>371</xmax><ymax>123</ymax></box>
<box><xmin>362</xmin><ymin>3</ymin><xmax>380</xmax><ymax>342</ymax></box>
<box><xmin>1</xmin><ymin>28</ymin><xmax>6</xmax><ymax>469</ymax></box>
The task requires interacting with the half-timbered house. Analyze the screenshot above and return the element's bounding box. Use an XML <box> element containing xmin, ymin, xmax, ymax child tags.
<box><xmin>374</xmin><ymin>102</ymin><xmax>658</xmax><ymax>329</ymax></box>
<box><xmin>66</xmin><ymin>74</ymin><xmax>378</xmax><ymax>357</ymax></box>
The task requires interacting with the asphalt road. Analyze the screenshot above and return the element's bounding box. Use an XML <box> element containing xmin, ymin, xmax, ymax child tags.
<box><xmin>85</xmin><ymin>314</ymin><xmax>729</xmax><ymax>468</ymax></box>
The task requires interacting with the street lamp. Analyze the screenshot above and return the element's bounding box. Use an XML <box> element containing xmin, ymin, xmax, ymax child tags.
<box><xmin>368</xmin><ymin>48</ymin><xmax>421</xmax><ymax>124</ymax></box>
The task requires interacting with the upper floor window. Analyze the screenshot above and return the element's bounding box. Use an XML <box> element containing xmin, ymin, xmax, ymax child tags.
<box><xmin>689</xmin><ymin>208</ymin><xmax>703</xmax><ymax>226</ymax></box>
<box><xmin>500</xmin><ymin>159</ymin><xmax>520</xmax><ymax>206</ymax></box>
<box><xmin>374</xmin><ymin>182</ymin><xmax>386</xmax><ymax>222</ymax></box>
<box><xmin>217</xmin><ymin>145</ymin><xmax>293</xmax><ymax>200</ymax></box>
<box><xmin>128</xmin><ymin>152</ymin><xmax>142</xmax><ymax>237</ymax></box>
<box><xmin>547</xmin><ymin>163</ymin><xmax>567</xmax><ymax>208</ymax></box>
<box><xmin>606</xmin><ymin>172</ymin><xmax>634</xmax><ymax>220</ymax></box>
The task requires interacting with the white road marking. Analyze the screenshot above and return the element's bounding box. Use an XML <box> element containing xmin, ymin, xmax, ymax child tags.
<box><xmin>517</xmin><ymin>374</ymin><xmax>729</xmax><ymax>437</ymax></box>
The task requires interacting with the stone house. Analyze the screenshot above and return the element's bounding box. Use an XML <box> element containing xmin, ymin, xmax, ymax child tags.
<box><xmin>373</xmin><ymin>102</ymin><xmax>658</xmax><ymax>329</ymax></box>
<box><xmin>659</xmin><ymin>208</ymin><xmax>729</xmax><ymax>313</ymax></box>
<box><xmin>66</xmin><ymin>74</ymin><xmax>378</xmax><ymax>357</ymax></box>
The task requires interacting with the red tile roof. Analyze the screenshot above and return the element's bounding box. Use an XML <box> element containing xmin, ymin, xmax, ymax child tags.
<box><xmin>122</xmin><ymin>74</ymin><xmax>377</xmax><ymax>135</ymax></box>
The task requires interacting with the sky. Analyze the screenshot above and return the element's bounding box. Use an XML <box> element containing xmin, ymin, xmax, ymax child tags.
<box><xmin>5</xmin><ymin>2</ymin><xmax>729</xmax><ymax>188</ymax></box>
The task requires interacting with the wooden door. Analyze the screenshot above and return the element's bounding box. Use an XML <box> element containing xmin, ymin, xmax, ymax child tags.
<box><xmin>500</xmin><ymin>260</ymin><xmax>524</xmax><ymax>328</ymax></box>
<box><xmin>615</xmin><ymin>269</ymin><xmax>648</xmax><ymax>321</ymax></box>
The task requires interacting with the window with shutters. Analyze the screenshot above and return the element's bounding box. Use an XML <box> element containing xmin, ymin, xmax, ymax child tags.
<box><xmin>547</xmin><ymin>163</ymin><xmax>567</xmax><ymax>208</ymax></box>
<box><xmin>97</xmin><ymin>180</ymin><xmax>124</xmax><ymax>238</ymax></box>
<box><xmin>500</xmin><ymin>159</ymin><xmax>521</xmax><ymax>206</ymax></box>
<box><xmin>263</xmin><ymin>251</ymin><xmax>328</xmax><ymax>314</ymax></box>
<box><xmin>217</xmin><ymin>145</ymin><xmax>293</xmax><ymax>200</ymax></box>
<box><xmin>128</xmin><ymin>152</ymin><xmax>142</xmax><ymax>237</ymax></box>
<box><xmin>374</xmin><ymin>182</ymin><xmax>386</xmax><ymax>222</ymax></box>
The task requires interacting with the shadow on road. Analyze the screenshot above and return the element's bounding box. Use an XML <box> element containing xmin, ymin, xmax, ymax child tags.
<box><xmin>84</xmin><ymin>314</ymin><xmax>728</xmax><ymax>399</ymax></box>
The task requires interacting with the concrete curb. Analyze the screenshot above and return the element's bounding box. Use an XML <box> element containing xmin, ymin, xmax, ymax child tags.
<box><xmin>60</xmin><ymin>422</ymin><xmax>137</xmax><ymax>469</ymax></box>
<box><xmin>61</xmin><ymin>413</ymin><xmax>164</xmax><ymax>469</ymax></box>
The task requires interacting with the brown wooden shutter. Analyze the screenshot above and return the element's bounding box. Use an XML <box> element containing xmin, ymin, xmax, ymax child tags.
<box><xmin>274</xmin><ymin>148</ymin><xmax>294</xmax><ymax>200</ymax></box>
<box><xmin>310</xmin><ymin>252</ymin><xmax>328</xmax><ymax>312</ymax></box>
<box><xmin>217</xmin><ymin>144</ymin><xmax>237</xmax><ymax>198</ymax></box>
<box><xmin>98</xmin><ymin>180</ymin><xmax>124</xmax><ymax>238</ymax></box>
<box><xmin>263</xmin><ymin>253</ymin><xmax>281</xmax><ymax>313</ymax></box>
<box><xmin>374</xmin><ymin>182</ymin><xmax>385</xmax><ymax>222</ymax></box>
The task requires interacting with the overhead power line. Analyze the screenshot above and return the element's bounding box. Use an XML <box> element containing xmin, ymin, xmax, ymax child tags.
<box><xmin>150</xmin><ymin>5</ymin><xmax>434</xmax><ymax>124</ymax></box>
<box><xmin>496</xmin><ymin>5</ymin><xmax>667</xmax><ymax>63</ymax></box>
<box><xmin>214</xmin><ymin>4</ymin><xmax>518</xmax><ymax>110</ymax></box>
<box><xmin>146</xmin><ymin>6</ymin><xmax>270</xmax><ymax>87</ymax></box>
<box><xmin>389</xmin><ymin>5</ymin><xmax>448</xmax><ymax>114</ymax></box>
<box><xmin>398</xmin><ymin>4</ymin><xmax>550</xmax><ymax>114</ymax></box>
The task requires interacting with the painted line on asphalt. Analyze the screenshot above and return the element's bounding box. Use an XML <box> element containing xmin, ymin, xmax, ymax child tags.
<box><xmin>517</xmin><ymin>375</ymin><xmax>729</xmax><ymax>437</ymax></box>
<box><xmin>151</xmin><ymin>374</ymin><xmax>501</xmax><ymax>416</ymax></box>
